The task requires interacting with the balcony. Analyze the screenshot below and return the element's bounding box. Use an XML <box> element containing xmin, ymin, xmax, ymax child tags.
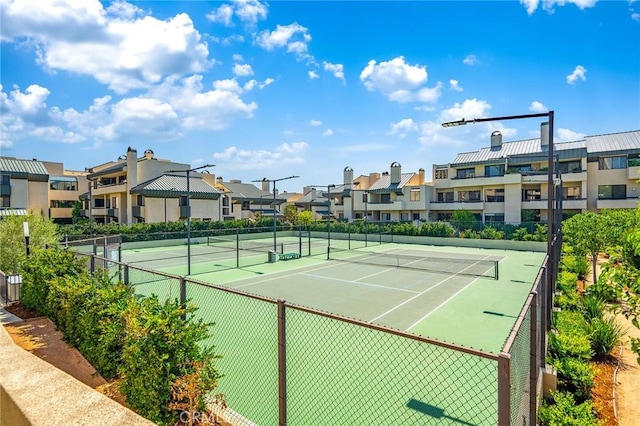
<box><xmin>107</xmin><ymin>208</ymin><xmax>119</xmax><ymax>218</ymax></box>
<box><xmin>366</xmin><ymin>201</ymin><xmax>404</xmax><ymax>210</ymax></box>
<box><xmin>49</xmin><ymin>207</ymin><xmax>72</xmax><ymax>219</ymax></box>
<box><xmin>449</xmin><ymin>173</ymin><xmax>521</xmax><ymax>187</ymax></box>
<box><xmin>132</xmin><ymin>205</ymin><xmax>144</xmax><ymax>218</ymax></box>
<box><xmin>521</xmin><ymin>199</ymin><xmax>549</xmax><ymax>210</ymax></box>
<box><xmin>560</xmin><ymin>198</ymin><xmax>587</xmax><ymax>210</ymax></box>
<box><xmin>561</xmin><ymin>170</ymin><xmax>587</xmax><ymax>183</ymax></box>
<box><xmin>628</xmin><ymin>166</ymin><xmax>640</xmax><ymax>180</ymax></box>
<box><xmin>0</xmin><ymin>184</ymin><xmax>10</xmax><ymax>196</ymax></box>
<box><xmin>92</xmin><ymin>182</ymin><xmax>127</xmax><ymax>196</ymax></box>
<box><xmin>430</xmin><ymin>201</ymin><xmax>485</xmax><ymax>211</ymax></box>
<box><xmin>597</xmin><ymin>197</ymin><xmax>639</xmax><ymax>209</ymax></box>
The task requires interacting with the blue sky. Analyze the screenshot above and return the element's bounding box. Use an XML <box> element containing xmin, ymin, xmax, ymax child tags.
<box><xmin>1</xmin><ymin>0</ymin><xmax>639</xmax><ymax>192</ymax></box>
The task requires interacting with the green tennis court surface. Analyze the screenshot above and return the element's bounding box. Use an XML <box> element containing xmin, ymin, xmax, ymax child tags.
<box><xmin>121</xmin><ymin>237</ymin><xmax>545</xmax><ymax>425</ymax></box>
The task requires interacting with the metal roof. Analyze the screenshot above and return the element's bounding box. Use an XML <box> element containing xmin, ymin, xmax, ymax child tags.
<box><xmin>87</xmin><ymin>162</ymin><xmax>126</xmax><ymax>179</ymax></box>
<box><xmin>221</xmin><ymin>181</ymin><xmax>286</xmax><ymax>202</ymax></box>
<box><xmin>0</xmin><ymin>208</ymin><xmax>27</xmax><ymax>217</ymax></box>
<box><xmin>0</xmin><ymin>157</ymin><xmax>49</xmax><ymax>181</ymax></box>
<box><xmin>295</xmin><ymin>190</ymin><xmax>329</xmax><ymax>205</ymax></box>
<box><xmin>585</xmin><ymin>130</ymin><xmax>640</xmax><ymax>154</ymax></box>
<box><xmin>452</xmin><ymin>139</ymin><xmax>587</xmax><ymax>166</ymax></box>
<box><xmin>130</xmin><ymin>174</ymin><xmax>221</xmax><ymax>199</ymax></box>
<box><xmin>368</xmin><ymin>173</ymin><xmax>414</xmax><ymax>193</ymax></box>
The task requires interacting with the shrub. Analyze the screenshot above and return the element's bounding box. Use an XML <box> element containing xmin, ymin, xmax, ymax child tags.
<box><xmin>419</xmin><ymin>221</ymin><xmax>454</xmax><ymax>237</ymax></box>
<box><xmin>585</xmin><ymin>278</ymin><xmax>620</xmax><ymax>303</ymax></box>
<box><xmin>479</xmin><ymin>226</ymin><xmax>504</xmax><ymax>240</ymax></box>
<box><xmin>562</xmin><ymin>255</ymin><xmax>591</xmax><ymax>280</ymax></box>
<box><xmin>538</xmin><ymin>391</ymin><xmax>601</xmax><ymax>426</ymax></box>
<box><xmin>580</xmin><ymin>296</ymin><xmax>605</xmax><ymax>322</ymax></box>
<box><xmin>557</xmin><ymin>271</ymin><xmax>579</xmax><ymax>294</ymax></box>
<box><xmin>555</xmin><ymin>291</ymin><xmax>582</xmax><ymax>312</ymax></box>
<box><xmin>590</xmin><ymin>317</ymin><xmax>626</xmax><ymax>358</ymax></box>
<box><xmin>549</xmin><ymin>332</ymin><xmax>593</xmax><ymax>361</ymax></box>
<box><xmin>552</xmin><ymin>357</ymin><xmax>595</xmax><ymax>402</ymax></box>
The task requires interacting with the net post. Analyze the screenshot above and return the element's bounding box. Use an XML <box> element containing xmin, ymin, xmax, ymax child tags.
<box><xmin>495</xmin><ymin>260</ymin><xmax>499</xmax><ymax>280</ymax></box>
<box><xmin>180</xmin><ymin>276</ymin><xmax>187</xmax><ymax>321</ymax></box>
<box><xmin>497</xmin><ymin>351</ymin><xmax>511</xmax><ymax>426</ymax></box>
<box><xmin>103</xmin><ymin>237</ymin><xmax>108</xmax><ymax>270</ymax></box>
<box><xmin>90</xmin><ymin>254</ymin><xmax>96</xmax><ymax>274</ymax></box>
<box><xmin>277</xmin><ymin>300</ymin><xmax>287</xmax><ymax>426</ymax></box>
<box><xmin>530</xmin><ymin>291</ymin><xmax>539</xmax><ymax>424</ymax></box>
<box><xmin>307</xmin><ymin>230</ymin><xmax>311</xmax><ymax>256</ymax></box>
<box><xmin>236</xmin><ymin>228</ymin><xmax>240</xmax><ymax>268</ymax></box>
<box><xmin>327</xmin><ymin>245</ymin><xmax>330</xmax><ymax>261</ymax></box>
<box><xmin>299</xmin><ymin>230</ymin><xmax>302</xmax><ymax>256</ymax></box>
<box><xmin>348</xmin><ymin>224</ymin><xmax>351</xmax><ymax>250</ymax></box>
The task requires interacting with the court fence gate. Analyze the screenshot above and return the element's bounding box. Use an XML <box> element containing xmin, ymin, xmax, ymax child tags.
<box><xmin>70</xmin><ymin>248</ymin><xmax>549</xmax><ymax>426</ymax></box>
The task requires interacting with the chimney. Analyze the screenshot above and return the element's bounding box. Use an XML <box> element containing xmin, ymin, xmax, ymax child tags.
<box><xmin>390</xmin><ymin>162</ymin><xmax>401</xmax><ymax>184</ymax></box>
<box><xmin>369</xmin><ymin>172</ymin><xmax>380</xmax><ymax>181</ymax></box>
<box><xmin>230</xmin><ymin>179</ymin><xmax>241</xmax><ymax>183</ymax></box>
<box><xmin>418</xmin><ymin>168</ymin><xmax>425</xmax><ymax>184</ymax></box>
<box><xmin>343</xmin><ymin>166</ymin><xmax>354</xmax><ymax>185</ymax></box>
<box><xmin>216</xmin><ymin>176</ymin><xmax>223</xmax><ymax>184</ymax></box>
<box><xmin>261</xmin><ymin>179</ymin><xmax>270</xmax><ymax>192</ymax></box>
<box><xmin>541</xmin><ymin>122</ymin><xmax>549</xmax><ymax>147</ymax></box>
<box><xmin>143</xmin><ymin>149</ymin><xmax>154</xmax><ymax>160</ymax></box>
<box><xmin>490</xmin><ymin>131</ymin><xmax>502</xmax><ymax>149</ymax></box>
<box><xmin>201</xmin><ymin>173</ymin><xmax>215</xmax><ymax>186</ymax></box>
<box><xmin>126</xmin><ymin>148</ymin><xmax>138</xmax><ymax>224</ymax></box>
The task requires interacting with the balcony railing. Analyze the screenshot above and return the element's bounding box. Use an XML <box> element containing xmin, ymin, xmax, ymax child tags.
<box><xmin>0</xmin><ymin>184</ymin><xmax>10</xmax><ymax>196</ymax></box>
<box><xmin>597</xmin><ymin>197</ymin><xmax>639</xmax><ymax>209</ymax></box>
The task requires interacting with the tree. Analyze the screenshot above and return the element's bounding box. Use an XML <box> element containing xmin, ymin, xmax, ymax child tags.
<box><xmin>0</xmin><ymin>212</ymin><xmax>59</xmax><ymax>274</ymax></box>
<box><xmin>283</xmin><ymin>204</ymin><xmax>299</xmax><ymax>225</ymax></box>
<box><xmin>449</xmin><ymin>210</ymin><xmax>477</xmax><ymax>232</ymax></box>
<box><xmin>298</xmin><ymin>211</ymin><xmax>313</xmax><ymax>226</ymax></box>
<box><xmin>563</xmin><ymin>212</ymin><xmax>609</xmax><ymax>284</ymax></box>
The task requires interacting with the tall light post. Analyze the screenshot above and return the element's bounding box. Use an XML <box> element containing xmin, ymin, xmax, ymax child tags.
<box><xmin>167</xmin><ymin>164</ymin><xmax>215</xmax><ymax>275</ymax></box>
<box><xmin>310</xmin><ymin>184</ymin><xmax>337</xmax><ymax>248</ymax></box>
<box><xmin>253</xmin><ymin>176</ymin><xmax>299</xmax><ymax>251</ymax></box>
<box><xmin>442</xmin><ymin>110</ymin><xmax>557</xmax><ymax>325</ymax></box>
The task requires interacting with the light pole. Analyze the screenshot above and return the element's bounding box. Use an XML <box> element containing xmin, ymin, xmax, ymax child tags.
<box><xmin>310</xmin><ymin>184</ymin><xmax>337</xmax><ymax>248</ymax></box>
<box><xmin>23</xmin><ymin>222</ymin><xmax>30</xmax><ymax>257</ymax></box>
<box><xmin>167</xmin><ymin>165</ymin><xmax>215</xmax><ymax>275</ymax></box>
<box><xmin>442</xmin><ymin>110</ymin><xmax>557</xmax><ymax>326</ymax></box>
<box><xmin>253</xmin><ymin>176</ymin><xmax>299</xmax><ymax>251</ymax></box>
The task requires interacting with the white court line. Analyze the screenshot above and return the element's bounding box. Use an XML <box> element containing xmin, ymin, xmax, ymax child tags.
<box><xmin>232</xmin><ymin>262</ymin><xmax>339</xmax><ymax>289</ymax></box>
<box><xmin>367</xmin><ymin>255</ymin><xmax>493</xmax><ymax>324</ymax></box>
<box><xmin>300</xmin><ymin>273</ymin><xmax>420</xmax><ymax>294</ymax></box>
<box><xmin>405</xmin><ymin>275</ymin><xmax>484</xmax><ymax>332</ymax></box>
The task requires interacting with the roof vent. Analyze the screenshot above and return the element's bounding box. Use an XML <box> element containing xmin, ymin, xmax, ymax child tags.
<box><xmin>490</xmin><ymin>131</ymin><xmax>502</xmax><ymax>149</ymax></box>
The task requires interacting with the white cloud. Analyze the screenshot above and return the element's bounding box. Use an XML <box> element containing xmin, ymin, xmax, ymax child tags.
<box><xmin>521</xmin><ymin>0</ymin><xmax>599</xmax><ymax>15</ymax></box>
<box><xmin>557</xmin><ymin>128</ymin><xmax>586</xmax><ymax>142</ymax></box>
<box><xmin>233</xmin><ymin>63</ymin><xmax>254</xmax><ymax>77</ymax></box>
<box><xmin>95</xmin><ymin>97</ymin><xmax>180</xmax><ymax>141</ymax></box>
<box><xmin>243</xmin><ymin>77</ymin><xmax>274</xmax><ymax>91</ymax></box>
<box><xmin>206</xmin><ymin>0</ymin><xmax>267</xmax><ymax>27</ymax></box>
<box><xmin>360</xmin><ymin>56</ymin><xmax>441</xmax><ymax>104</ymax></box>
<box><xmin>323</xmin><ymin>61</ymin><xmax>345</xmax><ymax>82</ymax></box>
<box><xmin>449</xmin><ymin>80</ymin><xmax>463</xmax><ymax>92</ymax></box>
<box><xmin>255</xmin><ymin>23</ymin><xmax>312</xmax><ymax>61</ymax></box>
<box><xmin>529</xmin><ymin>101</ymin><xmax>548</xmax><ymax>112</ymax></box>
<box><xmin>308</xmin><ymin>70</ymin><xmax>319</xmax><ymax>79</ymax></box>
<box><xmin>463</xmin><ymin>55</ymin><xmax>479</xmax><ymax>66</ymax></box>
<box><xmin>439</xmin><ymin>98</ymin><xmax>492</xmax><ymax>123</ymax></box>
<box><xmin>322</xmin><ymin>129</ymin><xmax>334</xmax><ymax>137</ymax></box>
<box><xmin>211</xmin><ymin>34</ymin><xmax>244</xmax><ymax>46</ymax></box>
<box><xmin>310</xmin><ymin>119</ymin><xmax>322</xmax><ymax>126</ymax></box>
<box><xmin>337</xmin><ymin>143</ymin><xmax>391</xmax><ymax>153</ymax></box>
<box><xmin>233</xmin><ymin>54</ymin><xmax>244</xmax><ymax>62</ymax></box>
<box><xmin>389</xmin><ymin>118</ymin><xmax>418</xmax><ymax>138</ymax></box>
<box><xmin>206</xmin><ymin>4</ymin><xmax>234</xmax><ymax>26</ymax></box>
<box><xmin>1</xmin><ymin>1</ymin><xmax>212</xmax><ymax>94</ymax></box>
<box><xmin>632</xmin><ymin>12</ymin><xmax>640</xmax><ymax>21</ymax></box>
<box><xmin>566</xmin><ymin>65</ymin><xmax>587</xmax><ymax>84</ymax></box>
<box><xmin>213</xmin><ymin>141</ymin><xmax>308</xmax><ymax>169</ymax></box>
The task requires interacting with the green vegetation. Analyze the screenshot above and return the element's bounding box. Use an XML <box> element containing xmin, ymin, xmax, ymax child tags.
<box><xmin>538</xmin><ymin>391</ymin><xmax>601</xmax><ymax>426</ymax></box>
<box><xmin>19</xmin><ymin>247</ymin><xmax>222</xmax><ymax>425</ymax></box>
<box><xmin>0</xmin><ymin>212</ymin><xmax>58</xmax><ymax>273</ymax></box>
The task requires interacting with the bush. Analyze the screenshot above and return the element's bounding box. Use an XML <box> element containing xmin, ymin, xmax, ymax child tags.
<box><xmin>590</xmin><ymin>317</ymin><xmax>626</xmax><ymax>358</ymax></box>
<box><xmin>538</xmin><ymin>391</ymin><xmax>601</xmax><ymax>426</ymax></box>
<box><xmin>419</xmin><ymin>221</ymin><xmax>455</xmax><ymax>237</ymax></box>
<box><xmin>557</xmin><ymin>271</ymin><xmax>579</xmax><ymax>294</ymax></box>
<box><xmin>555</xmin><ymin>291</ymin><xmax>582</xmax><ymax>312</ymax></box>
<box><xmin>580</xmin><ymin>296</ymin><xmax>605</xmax><ymax>322</ymax></box>
<box><xmin>585</xmin><ymin>278</ymin><xmax>620</xmax><ymax>303</ymax></box>
<box><xmin>552</xmin><ymin>357</ymin><xmax>595</xmax><ymax>402</ymax></box>
<box><xmin>549</xmin><ymin>332</ymin><xmax>593</xmax><ymax>361</ymax></box>
<box><xmin>562</xmin><ymin>255</ymin><xmax>591</xmax><ymax>280</ymax></box>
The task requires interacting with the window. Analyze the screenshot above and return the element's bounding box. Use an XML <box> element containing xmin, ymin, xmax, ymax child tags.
<box><xmin>1</xmin><ymin>195</ymin><xmax>9</xmax><ymax>207</ymax></box>
<box><xmin>563</xmin><ymin>186</ymin><xmax>581</xmax><ymax>200</ymax></box>
<box><xmin>0</xmin><ymin>175</ymin><xmax>9</xmax><ymax>185</ymax></box>
<box><xmin>412</xmin><ymin>213</ymin><xmax>420</xmax><ymax>220</ymax></box>
<box><xmin>522</xmin><ymin>209</ymin><xmax>540</xmax><ymax>223</ymax></box>
<box><xmin>179</xmin><ymin>196</ymin><xmax>188</xmax><ymax>207</ymax></box>
<box><xmin>381</xmin><ymin>213</ymin><xmax>391</xmax><ymax>221</ymax></box>
<box><xmin>362</xmin><ymin>193</ymin><xmax>368</xmax><ymax>203</ymax></box>
<box><xmin>99</xmin><ymin>177</ymin><xmax>117</xmax><ymax>186</ymax></box>
<box><xmin>49</xmin><ymin>177</ymin><xmax>77</xmax><ymax>191</ymax></box>
<box><xmin>410</xmin><ymin>188</ymin><xmax>420</xmax><ymax>201</ymax></box>
<box><xmin>558</xmin><ymin>161</ymin><xmax>582</xmax><ymax>173</ymax></box>
<box><xmin>111</xmin><ymin>197</ymin><xmax>118</xmax><ymax>209</ymax></box>
<box><xmin>437</xmin><ymin>192</ymin><xmax>453</xmax><ymax>202</ymax></box>
<box><xmin>598</xmin><ymin>185</ymin><xmax>626</xmax><ymax>199</ymax></box>
<box><xmin>222</xmin><ymin>196</ymin><xmax>229</xmax><ymax>206</ymax></box>
<box><xmin>241</xmin><ymin>201</ymin><xmax>250</xmax><ymax>210</ymax></box>
<box><xmin>522</xmin><ymin>187</ymin><xmax>541</xmax><ymax>201</ymax></box>
<box><xmin>484</xmin><ymin>164</ymin><xmax>505</xmax><ymax>177</ymax></box>
<box><xmin>434</xmin><ymin>168</ymin><xmax>448</xmax><ymax>179</ymax></box>
<box><xmin>223</xmin><ymin>207</ymin><xmax>230</xmax><ymax>216</ymax></box>
<box><xmin>136</xmin><ymin>195</ymin><xmax>144</xmax><ymax>206</ymax></box>
<box><xmin>484</xmin><ymin>214</ymin><xmax>504</xmax><ymax>223</ymax></box>
<box><xmin>629</xmin><ymin>154</ymin><xmax>640</xmax><ymax>167</ymax></box>
<box><xmin>599</xmin><ymin>156</ymin><xmax>626</xmax><ymax>170</ymax></box>
<box><xmin>508</xmin><ymin>164</ymin><xmax>531</xmax><ymax>174</ymax></box>
<box><xmin>50</xmin><ymin>200</ymin><xmax>75</xmax><ymax>208</ymax></box>
<box><xmin>400</xmin><ymin>213</ymin><xmax>409</xmax><ymax>221</ymax></box>
<box><xmin>437</xmin><ymin>213</ymin><xmax>452</xmax><ymax>221</ymax></box>
<box><xmin>485</xmin><ymin>188</ymin><xmax>505</xmax><ymax>202</ymax></box>
<box><xmin>456</xmin><ymin>168</ymin><xmax>475</xmax><ymax>179</ymax></box>
<box><xmin>380</xmin><ymin>193</ymin><xmax>391</xmax><ymax>203</ymax></box>
<box><xmin>458</xmin><ymin>190</ymin><xmax>481</xmax><ymax>202</ymax></box>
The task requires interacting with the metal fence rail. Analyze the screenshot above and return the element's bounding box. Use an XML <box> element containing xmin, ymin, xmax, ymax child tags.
<box><xmin>69</xmin><ymin>246</ymin><xmax>552</xmax><ymax>426</ymax></box>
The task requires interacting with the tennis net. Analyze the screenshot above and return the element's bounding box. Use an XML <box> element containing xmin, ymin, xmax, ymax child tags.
<box><xmin>206</xmin><ymin>236</ymin><xmax>305</xmax><ymax>255</ymax></box>
<box><xmin>328</xmin><ymin>247</ymin><xmax>499</xmax><ymax>280</ymax></box>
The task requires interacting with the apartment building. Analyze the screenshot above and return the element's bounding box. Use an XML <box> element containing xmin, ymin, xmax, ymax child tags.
<box><xmin>337</xmin><ymin>163</ymin><xmax>432</xmax><ymax>222</ymax></box>
<box><xmin>214</xmin><ymin>178</ymin><xmax>286</xmax><ymax>221</ymax></box>
<box><xmin>431</xmin><ymin>128</ymin><xmax>639</xmax><ymax>224</ymax></box>
<box><xmin>0</xmin><ymin>157</ymin><xmax>87</xmax><ymax>223</ymax></box>
<box><xmin>83</xmin><ymin>147</ymin><xmax>220</xmax><ymax>224</ymax></box>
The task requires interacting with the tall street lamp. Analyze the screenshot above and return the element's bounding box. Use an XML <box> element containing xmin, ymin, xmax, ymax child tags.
<box><xmin>167</xmin><ymin>164</ymin><xmax>215</xmax><ymax>275</ymax></box>
<box><xmin>442</xmin><ymin>110</ymin><xmax>557</xmax><ymax>321</ymax></box>
<box><xmin>253</xmin><ymin>176</ymin><xmax>299</xmax><ymax>251</ymax></box>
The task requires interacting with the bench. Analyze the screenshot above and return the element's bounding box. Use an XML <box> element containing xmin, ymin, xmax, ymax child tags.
<box><xmin>279</xmin><ymin>252</ymin><xmax>300</xmax><ymax>261</ymax></box>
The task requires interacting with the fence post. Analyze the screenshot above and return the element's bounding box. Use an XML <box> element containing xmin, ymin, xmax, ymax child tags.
<box><xmin>124</xmin><ymin>264</ymin><xmax>129</xmax><ymax>286</ymax></box>
<box><xmin>277</xmin><ymin>300</ymin><xmax>287</xmax><ymax>426</ymax></box>
<box><xmin>530</xmin><ymin>291</ymin><xmax>539</xmax><ymax>425</ymax></box>
<box><xmin>90</xmin><ymin>254</ymin><xmax>96</xmax><ymax>274</ymax></box>
<box><xmin>497</xmin><ymin>352</ymin><xmax>511</xmax><ymax>426</ymax></box>
<box><xmin>180</xmin><ymin>277</ymin><xmax>187</xmax><ymax>321</ymax></box>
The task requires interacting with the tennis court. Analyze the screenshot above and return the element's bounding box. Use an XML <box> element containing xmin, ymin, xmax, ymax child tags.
<box><xmin>116</xmin><ymin>235</ymin><xmax>546</xmax><ymax>425</ymax></box>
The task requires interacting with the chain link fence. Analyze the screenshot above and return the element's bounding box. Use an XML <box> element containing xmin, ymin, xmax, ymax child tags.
<box><xmin>71</xmin><ymin>244</ymin><xmax>551</xmax><ymax>426</ymax></box>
